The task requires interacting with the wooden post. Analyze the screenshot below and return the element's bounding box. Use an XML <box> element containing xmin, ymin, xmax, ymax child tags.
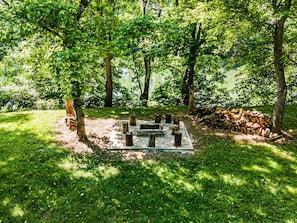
<box><xmin>171</xmin><ymin>124</ymin><xmax>179</xmax><ymax>135</ymax></box>
<box><xmin>174</xmin><ymin>132</ymin><xmax>182</xmax><ymax>147</ymax></box>
<box><xmin>166</xmin><ymin>113</ymin><xmax>172</xmax><ymax>123</ymax></box>
<box><xmin>173</xmin><ymin>117</ymin><xmax>180</xmax><ymax>126</ymax></box>
<box><xmin>130</xmin><ymin>114</ymin><xmax>136</xmax><ymax>126</ymax></box>
<box><xmin>126</xmin><ymin>132</ymin><xmax>133</xmax><ymax>146</ymax></box>
<box><xmin>155</xmin><ymin>114</ymin><xmax>161</xmax><ymax>123</ymax></box>
<box><xmin>148</xmin><ymin>134</ymin><xmax>155</xmax><ymax>147</ymax></box>
<box><xmin>122</xmin><ymin>121</ymin><xmax>129</xmax><ymax>134</ymax></box>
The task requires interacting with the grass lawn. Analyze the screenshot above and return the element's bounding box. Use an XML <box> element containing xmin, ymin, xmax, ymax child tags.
<box><xmin>0</xmin><ymin>105</ymin><xmax>297</xmax><ymax>222</ymax></box>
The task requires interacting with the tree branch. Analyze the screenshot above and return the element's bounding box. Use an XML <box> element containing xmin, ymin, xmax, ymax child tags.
<box><xmin>1</xmin><ymin>0</ymin><xmax>9</xmax><ymax>6</ymax></box>
<box><xmin>76</xmin><ymin>0</ymin><xmax>91</xmax><ymax>21</ymax></box>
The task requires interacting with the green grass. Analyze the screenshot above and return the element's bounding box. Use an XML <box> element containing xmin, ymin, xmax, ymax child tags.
<box><xmin>1</xmin><ymin>106</ymin><xmax>297</xmax><ymax>222</ymax></box>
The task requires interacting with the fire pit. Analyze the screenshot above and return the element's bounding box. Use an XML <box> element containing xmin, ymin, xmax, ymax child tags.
<box><xmin>137</xmin><ymin>123</ymin><xmax>164</xmax><ymax>137</ymax></box>
<box><xmin>109</xmin><ymin>119</ymin><xmax>194</xmax><ymax>153</ymax></box>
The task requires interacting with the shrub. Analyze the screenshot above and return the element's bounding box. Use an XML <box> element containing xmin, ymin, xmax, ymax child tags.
<box><xmin>35</xmin><ymin>99</ymin><xmax>60</xmax><ymax>110</ymax></box>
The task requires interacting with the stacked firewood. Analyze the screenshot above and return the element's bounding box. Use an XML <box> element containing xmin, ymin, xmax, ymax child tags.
<box><xmin>190</xmin><ymin>106</ymin><xmax>277</xmax><ymax>138</ymax></box>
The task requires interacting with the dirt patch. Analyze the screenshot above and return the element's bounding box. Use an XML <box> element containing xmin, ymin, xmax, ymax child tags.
<box><xmin>55</xmin><ymin>115</ymin><xmax>295</xmax><ymax>158</ymax></box>
<box><xmin>56</xmin><ymin>117</ymin><xmax>116</xmax><ymax>154</ymax></box>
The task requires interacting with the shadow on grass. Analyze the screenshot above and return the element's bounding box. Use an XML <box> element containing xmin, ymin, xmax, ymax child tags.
<box><xmin>0</xmin><ymin>113</ymin><xmax>31</xmax><ymax>126</ymax></box>
<box><xmin>84</xmin><ymin>106</ymin><xmax>188</xmax><ymax>120</ymax></box>
<box><xmin>1</xmin><ymin>110</ymin><xmax>297</xmax><ymax>222</ymax></box>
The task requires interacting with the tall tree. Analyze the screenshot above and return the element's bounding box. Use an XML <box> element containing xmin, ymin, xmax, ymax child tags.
<box><xmin>6</xmin><ymin>0</ymin><xmax>94</xmax><ymax>141</ymax></box>
<box><xmin>272</xmin><ymin>0</ymin><xmax>292</xmax><ymax>133</ymax></box>
<box><xmin>181</xmin><ymin>22</ymin><xmax>203</xmax><ymax>105</ymax></box>
<box><xmin>210</xmin><ymin>0</ymin><xmax>296</xmax><ymax>134</ymax></box>
<box><xmin>139</xmin><ymin>0</ymin><xmax>152</xmax><ymax>106</ymax></box>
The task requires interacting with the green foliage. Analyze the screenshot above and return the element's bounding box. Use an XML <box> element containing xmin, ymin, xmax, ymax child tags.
<box><xmin>0</xmin><ymin>78</ymin><xmax>38</xmax><ymax>112</ymax></box>
<box><xmin>152</xmin><ymin>77</ymin><xmax>182</xmax><ymax>105</ymax></box>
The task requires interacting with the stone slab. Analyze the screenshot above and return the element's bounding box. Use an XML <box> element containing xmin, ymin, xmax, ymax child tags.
<box><xmin>109</xmin><ymin>120</ymin><xmax>194</xmax><ymax>153</ymax></box>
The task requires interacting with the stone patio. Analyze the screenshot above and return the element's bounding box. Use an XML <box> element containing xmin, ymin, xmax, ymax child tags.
<box><xmin>109</xmin><ymin>120</ymin><xmax>194</xmax><ymax>153</ymax></box>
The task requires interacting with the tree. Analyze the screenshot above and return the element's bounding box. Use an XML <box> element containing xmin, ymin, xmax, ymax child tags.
<box><xmin>272</xmin><ymin>0</ymin><xmax>292</xmax><ymax>133</ymax></box>
<box><xmin>6</xmin><ymin>0</ymin><xmax>94</xmax><ymax>141</ymax></box>
<box><xmin>139</xmin><ymin>0</ymin><xmax>152</xmax><ymax>107</ymax></box>
<box><xmin>209</xmin><ymin>0</ymin><xmax>296</xmax><ymax>133</ymax></box>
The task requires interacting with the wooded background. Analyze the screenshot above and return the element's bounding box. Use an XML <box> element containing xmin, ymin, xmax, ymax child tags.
<box><xmin>1</xmin><ymin>0</ymin><xmax>297</xmax><ymax>138</ymax></box>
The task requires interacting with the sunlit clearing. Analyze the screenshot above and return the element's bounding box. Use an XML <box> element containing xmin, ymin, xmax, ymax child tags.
<box><xmin>286</xmin><ymin>186</ymin><xmax>297</xmax><ymax>194</ymax></box>
<box><xmin>242</xmin><ymin>165</ymin><xmax>270</xmax><ymax>173</ymax></box>
<box><xmin>11</xmin><ymin>204</ymin><xmax>25</xmax><ymax>217</ymax></box>
<box><xmin>220</xmin><ymin>174</ymin><xmax>247</xmax><ymax>186</ymax></box>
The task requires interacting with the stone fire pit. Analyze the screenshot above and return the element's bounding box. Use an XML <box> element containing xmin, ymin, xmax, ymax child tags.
<box><xmin>109</xmin><ymin>119</ymin><xmax>194</xmax><ymax>153</ymax></box>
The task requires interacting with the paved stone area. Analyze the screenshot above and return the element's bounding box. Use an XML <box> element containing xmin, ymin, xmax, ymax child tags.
<box><xmin>109</xmin><ymin>120</ymin><xmax>194</xmax><ymax>153</ymax></box>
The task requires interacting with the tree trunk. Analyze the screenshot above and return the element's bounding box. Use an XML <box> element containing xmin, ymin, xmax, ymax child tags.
<box><xmin>73</xmin><ymin>96</ymin><xmax>88</xmax><ymax>142</ymax></box>
<box><xmin>104</xmin><ymin>50</ymin><xmax>113</xmax><ymax>107</ymax></box>
<box><xmin>182</xmin><ymin>23</ymin><xmax>200</xmax><ymax>105</ymax></box>
<box><xmin>140</xmin><ymin>58</ymin><xmax>151</xmax><ymax>106</ymax></box>
<box><xmin>139</xmin><ymin>0</ymin><xmax>151</xmax><ymax>107</ymax></box>
<box><xmin>272</xmin><ymin>0</ymin><xmax>291</xmax><ymax>133</ymax></box>
<box><xmin>272</xmin><ymin>18</ymin><xmax>287</xmax><ymax>134</ymax></box>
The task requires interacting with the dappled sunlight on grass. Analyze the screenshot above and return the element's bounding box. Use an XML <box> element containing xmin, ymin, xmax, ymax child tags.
<box><xmin>242</xmin><ymin>164</ymin><xmax>271</xmax><ymax>173</ymax></box>
<box><xmin>11</xmin><ymin>204</ymin><xmax>26</xmax><ymax>217</ymax></box>
<box><xmin>2</xmin><ymin>197</ymin><xmax>10</xmax><ymax>206</ymax></box>
<box><xmin>286</xmin><ymin>185</ymin><xmax>297</xmax><ymax>194</ymax></box>
<box><xmin>253</xmin><ymin>207</ymin><xmax>267</xmax><ymax>217</ymax></box>
<box><xmin>219</xmin><ymin>173</ymin><xmax>247</xmax><ymax>186</ymax></box>
<box><xmin>195</xmin><ymin>170</ymin><xmax>216</xmax><ymax>181</ymax></box>
<box><xmin>141</xmin><ymin>161</ymin><xmax>202</xmax><ymax>192</ymax></box>
<box><xmin>0</xmin><ymin>161</ymin><xmax>8</xmax><ymax>167</ymax></box>
<box><xmin>267</xmin><ymin>145</ymin><xmax>297</xmax><ymax>162</ymax></box>
<box><xmin>266</xmin><ymin>158</ymin><xmax>283</xmax><ymax>170</ymax></box>
<box><xmin>58</xmin><ymin>155</ymin><xmax>120</xmax><ymax>181</ymax></box>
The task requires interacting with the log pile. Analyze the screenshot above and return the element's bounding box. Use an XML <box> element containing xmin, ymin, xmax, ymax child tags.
<box><xmin>190</xmin><ymin>106</ymin><xmax>277</xmax><ymax>138</ymax></box>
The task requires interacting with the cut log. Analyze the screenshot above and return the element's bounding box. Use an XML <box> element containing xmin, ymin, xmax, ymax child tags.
<box><xmin>122</xmin><ymin>121</ymin><xmax>129</xmax><ymax>134</ymax></box>
<box><xmin>191</xmin><ymin>106</ymin><xmax>273</xmax><ymax>138</ymax></box>
<box><xmin>130</xmin><ymin>114</ymin><xmax>136</xmax><ymax>126</ymax></box>
<box><xmin>166</xmin><ymin>113</ymin><xmax>172</xmax><ymax>123</ymax></box>
<box><xmin>172</xmin><ymin>125</ymin><xmax>179</xmax><ymax>135</ymax></box>
<box><xmin>126</xmin><ymin>132</ymin><xmax>133</xmax><ymax>146</ymax></box>
<box><xmin>148</xmin><ymin>134</ymin><xmax>156</xmax><ymax>147</ymax></box>
<box><xmin>174</xmin><ymin>132</ymin><xmax>182</xmax><ymax>147</ymax></box>
<box><xmin>155</xmin><ymin>114</ymin><xmax>161</xmax><ymax>123</ymax></box>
